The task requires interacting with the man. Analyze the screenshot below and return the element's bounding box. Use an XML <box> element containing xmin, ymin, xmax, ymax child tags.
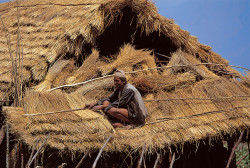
<box><xmin>85</xmin><ymin>70</ymin><xmax>148</xmax><ymax>128</ymax></box>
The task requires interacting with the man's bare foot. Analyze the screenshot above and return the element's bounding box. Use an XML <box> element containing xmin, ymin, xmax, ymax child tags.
<box><xmin>112</xmin><ymin>123</ymin><xmax>134</xmax><ymax>129</ymax></box>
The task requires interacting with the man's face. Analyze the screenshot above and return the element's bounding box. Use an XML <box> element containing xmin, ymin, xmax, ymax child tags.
<box><xmin>114</xmin><ymin>76</ymin><xmax>125</xmax><ymax>89</ymax></box>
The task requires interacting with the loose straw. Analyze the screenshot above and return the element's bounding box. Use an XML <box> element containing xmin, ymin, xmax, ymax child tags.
<box><xmin>48</xmin><ymin>63</ymin><xmax>250</xmax><ymax>92</ymax></box>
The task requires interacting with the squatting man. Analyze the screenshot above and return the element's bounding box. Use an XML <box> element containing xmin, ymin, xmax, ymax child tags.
<box><xmin>85</xmin><ymin>70</ymin><xmax>148</xmax><ymax>128</ymax></box>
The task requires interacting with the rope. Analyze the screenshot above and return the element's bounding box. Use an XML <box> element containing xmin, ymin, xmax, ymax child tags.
<box><xmin>22</xmin><ymin>102</ymin><xmax>250</xmax><ymax>117</ymax></box>
<box><xmin>144</xmin><ymin>95</ymin><xmax>250</xmax><ymax>102</ymax></box>
<box><xmin>48</xmin><ymin>63</ymin><xmax>249</xmax><ymax>92</ymax></box>
<box><xmin>142</xmin><ymin>105</ymin><xmax>250</xmax><ymax>126</ymax></box>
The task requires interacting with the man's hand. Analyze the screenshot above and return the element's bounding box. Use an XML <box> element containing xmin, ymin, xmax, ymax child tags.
<box><xmin>84</xmin><ymin>102</ymin><xmax>97</xmax><ymax>110</ymax></box>
<box><xmin>92</xmin><ymin>105</ymin><xmax>104</xmax><ymax>111</ymax></box>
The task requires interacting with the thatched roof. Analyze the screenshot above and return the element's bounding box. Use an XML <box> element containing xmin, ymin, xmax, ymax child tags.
<box><xmin>1</xmin><ymin>0</ymin><xmax>249</xmax><ymax>153</ymax></box>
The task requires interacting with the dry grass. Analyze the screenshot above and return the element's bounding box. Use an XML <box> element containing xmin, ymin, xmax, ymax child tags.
<box><xmin>98</xmin><ymin>44</ymin><xmax>156</xmax><ymax>76</ymax></box>
<box><xmin>132</xmin><ymin>72</ymin><xmax>196</xmax><ymax>92</ymax></box>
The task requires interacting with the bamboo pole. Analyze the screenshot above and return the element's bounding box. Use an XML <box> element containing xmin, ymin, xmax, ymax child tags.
<box><xmin>226</xmin><ymin>130</ymin><xmax>245</xmax><ymax>168</ymax></box>
<box><xmin>6</xmin><ymin>124</ymin><xmax>9</xmax><ymax>168</ymax></box>
<box><xmin>92</xmin><ymin>135</ymin><xmax>112</xmax><ymax>168</ymax></box>
<box><xmin>0</xmin><ymin>125</ymin><xmax>5</xmax><ymax>146</ymax></box>
<box><xmin>75</xmin><ymin>150</ymin><xmax>90</xmax><ymax>168</ymax></box>
<box><xmin>136</xmin><ymin>145</ymin><xmax>146</xmax><ymax>168</ymax></box>
<box><xmin>26</xmin><ymin>135</ymin><xmax>50</xmax><ymax>168</ymax></box>
<box><xmin>169</xmin><ymin>152</ymin><xmax>175</xmax><ymax>168</ymax></box>
<box><xmin>153</xmin><ymin>153</ymin><xmax>160</xmax><ymax>168</ymax></box>
<box><xmin>27</xmin><ymin>138</ymin><xmax>41</xmax><ymax>166</ymax></box>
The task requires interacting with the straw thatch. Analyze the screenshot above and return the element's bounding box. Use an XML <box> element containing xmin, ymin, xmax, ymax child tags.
<box><xmin>3</xmin><ymin>78</ymin><xmax>250</xmax><ymax>153</ymax></box>
<box><xmin>0</xmin><ymin>0</ymin><xmax>249</xmax><ymax>154</ymax></box>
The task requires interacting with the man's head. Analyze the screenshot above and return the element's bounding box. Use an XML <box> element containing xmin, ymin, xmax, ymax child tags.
<box><xmin>114</xmin><ymin>70</ymin><xmax>127</xmax><ymax>89</ymax></box>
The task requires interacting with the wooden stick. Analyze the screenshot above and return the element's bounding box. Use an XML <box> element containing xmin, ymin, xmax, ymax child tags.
<box><xmin>169</xmin><ymin>152</ymin><xmax>175</xmax><ymax>168</ymax></box>
<box><xmin>23</xmin><ymin>107</ymin><xmax>86</xmax><ymax>116</ymax></box>
<box><xmin>48</xmin><ymin>63</ymin><xmax>249</xmax><ymax>91</ymax></box>
<box><xmin>75</xmin><ymin>150</ymin><xmax>90</xmax><ymax>168</ymax></box>
<box><xmin>92</xmin><ymin>135</ymin><xmax>112</xmax><ymax>168</ymax></box>
<box><xmin>153</xmin><ymin>153</ymin><xmax>160</xmax><ymax>168</ymax></box>
<box><xmin>21</xmin><ymin>152</ymin><xmax>24</xmax><ymax>168</ymax></box>
<box><xmin>236</xmin><ymin>151</ymin><xmax>249</xmax><ymax>166</ymax></box>
<box><xmin>6</xmin><ymin>124</ymin><xmax>9</xmax><ymax>168</ymax></box>
<box><xmin>26</xmin><ymin>135</ymin><xmax>50</xmax><ymax>168</ymax></box>
<box><xmin>137</xmin><ymin>145</ymin><xmax>146</xmax><ymax>168</ymax></box>
<box><xmin>27</xmin><ymin>138</ymin><xmax>41</xmax><ymax>166</ymax></box>
<box><xmin>12</xmin><ymin>143</ymin><xmax>18</xmax><ymax>168</ymax></box>
<box><xmin>226</xmin><ymin>130</ymin><xmax>245</xmax><ymax>168</ymax></box>
<box><xmin>0</xmin><ymin>125</ymin><xmax>5</xmax><ymax>146</ymax></box>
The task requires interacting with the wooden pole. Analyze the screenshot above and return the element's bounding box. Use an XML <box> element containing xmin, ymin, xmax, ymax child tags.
<box><xmin>6</xmin><ymin>124</ymin><xmax>9</xmax><ymax>168</ymax></box>
<box><xmin>0</xmin><ymin>125</ymin><xmax>5</xmax><ymax>146</ymax></box>
<box><xmin>226</xmin><ymin>130</ymin><xmax>245</xmax><ymax>168</ymax></box>
<box><xmin>75</xmin><ymin>150</ymin><xmax>90</xmax><ymax>168</ymax></box>
<box><xmin>92</xmin><ymin>135</ymin><xmax>112</xmax><ymax>168</ymax></box>
<box><xmin>26</xmin><ymin>135</ymin><xmax>49</xmax><ymax>168</ymax></box>
<box><xmin>137</xmin><ymin>145</ymin><xmax>146</xmax><ymax>168</ymax></box>
<box><xmin>169</xmin><ymin>152</ymin><xmax>175</xmax><ymax>168</ymax></box>
<box><xmin>153</xmin><ymin>153</ymin><xmax>160</xmax><ymax>168</ymax></box>
<box><xmin>27</xmin><ymin>138</ymin><xmax>41</xmax><ymax>165</ymax></box>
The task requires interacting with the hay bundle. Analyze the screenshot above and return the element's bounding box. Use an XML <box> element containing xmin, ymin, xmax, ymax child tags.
<box><xmin>99</xmin><ymin>44</ymin><xmax>156</xmax><ymax>75</ymax></box>
<box><xmin>164</xmin><ymin>49</ymin><xmax>219</xmax><ymax>79</ymax></box>
<box><xmin>33</xmin><ymin>59</ymin><xmax>75</xmax><ymax>91</ymax></box>
<box><xmin>132</xmin><ymin>72</ymin><xmax>196</xmax><ymax>92</ymax></box>
<box><xmin>65</xmin><ymin>49</ymin><xmax>106</xmax><ymax>84</ymax></box>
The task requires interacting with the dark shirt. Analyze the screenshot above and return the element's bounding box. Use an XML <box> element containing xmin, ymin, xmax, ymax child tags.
<box><xmin>97</xmin><ymin>84</ymin><xmax>148</xmax><ymax>124</ymax></box>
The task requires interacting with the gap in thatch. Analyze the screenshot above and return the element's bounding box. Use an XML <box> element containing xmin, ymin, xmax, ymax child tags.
<box><xmin>64</xmin><ymin>35</ymin><xmax>93</xmax><ymax>67</ymax></box>
<box><xmin>95</xmin><ymin>6</ymin><xmax>177</xmax><ymax>63</ymax></box>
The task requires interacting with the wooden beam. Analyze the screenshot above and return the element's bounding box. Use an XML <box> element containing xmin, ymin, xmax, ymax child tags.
<box><xmin>75</xmin><ymin>150</ymin><xmax>90</xmax><ymax>168</ymax></box>
<box><xmin>226</xmin><ymin>130</ymin><xmax>245</xmax><ymax>168</ymax></box>
<box><xmin>153</xmin><ymin>153</ymin><xmax>160</xmax><ymax>168</ymax></box>
<box><xmin>92</xmin><ymin>135</ymin><xmax>112</xmax><ymax>168</ymax></box>
<box><xmin>137</xmin><ymin>145</ymin><xmax>146</xmax><ymax>168</ymax></box>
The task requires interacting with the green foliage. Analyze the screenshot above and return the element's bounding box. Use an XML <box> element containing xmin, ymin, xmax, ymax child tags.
<box><xmin>236</xmin><ymin>144</ymin><xmax>249</xmax><ymax>168</ymax></box>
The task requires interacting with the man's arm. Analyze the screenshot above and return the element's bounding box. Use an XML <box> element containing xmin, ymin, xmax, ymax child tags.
<box><xmin>85</xmin><ymin>90</ymin><xmax>118</xmax><ymax>110</ymax></box>
<box><xmin>104</xmin><ymin>89</ymin><xmax>134</xmax><ymax>112</ymax></box>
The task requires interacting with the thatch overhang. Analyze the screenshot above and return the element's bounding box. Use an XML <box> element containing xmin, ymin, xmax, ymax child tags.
<box><xmin>0</xmin><ymin>0</ymin><xmax>249</xmax><ymax>154</ymax></box>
